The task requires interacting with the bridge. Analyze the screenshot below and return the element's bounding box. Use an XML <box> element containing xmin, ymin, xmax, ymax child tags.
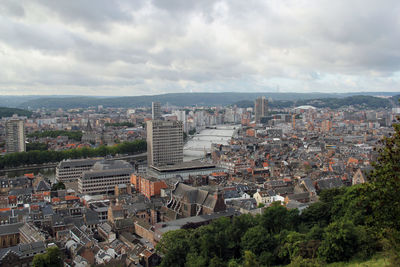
<box><xmin>184</xmin><ymin>148</ymin><xmax>210</xmax><ymax>152</ymax></box>
<box><xmin>195</xmin><ymin>134</ymin><xmax>232</xmax><ymax>138</ymax></box>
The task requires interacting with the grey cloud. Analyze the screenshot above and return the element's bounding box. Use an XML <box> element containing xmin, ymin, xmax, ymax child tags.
<box><xmin>0</xmin><ymin>1</ymin><xmax>25</xmax><ymax>17</ymax></box>
<box><xmin>0</xmin><ymin>0</ymin><xmax>400</xmax><ymax>95</ymax></box>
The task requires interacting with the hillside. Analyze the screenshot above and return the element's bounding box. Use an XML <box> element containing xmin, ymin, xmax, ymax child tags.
<box><xmin>0</xmin><ymin>107</ymin><xmax>32</xmax><ymax>118</ymax></box>
<box><xmin>18</xmin><ymin>92</ymin><xmax>397</xmax><ymax>110</ymax></box>
<box><xmin>233</xmin><ymin>95</ymin><xmax>391</xmax><ymax>109</ymax></box>
<box><xmin>18</xmin><ymin>92</ymin><xmax>336</xmax><ymax>109</ymax></box>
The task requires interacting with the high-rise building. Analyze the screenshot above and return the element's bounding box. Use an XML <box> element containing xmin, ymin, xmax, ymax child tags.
<box><xmin>152</xmin><ymin>102</ymin><xmax>162</xmax><ymax>120</ymax></box>
<box><xmin>5</xmin><ymin>116</ymin><xmax>25</xmax><ymax>153</ymax></box>
<box><xmin>146</xmin><ymin>120</ymin><xmax>183</xmax><ymax>167</ymax></box>
<box><xmin>174</xmin><ymin>110</ymin><xmax>187</xmax><ymax>132</ymax></box>
<box><xmin>254</xmin><ymin>96</ymin><xmax>268</xmax><ymax>123</ymax></box>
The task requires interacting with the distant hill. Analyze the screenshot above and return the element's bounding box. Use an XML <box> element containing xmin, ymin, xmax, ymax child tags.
<box><xmin>0</xmin><ymin>107</ymin><xmax>32</xmax><ymax>118</ymax></box>
<box><xmin>0</xmin><ymin>95</ymin><xmax>80</xmax><ymax>108</ymax></box>
<box><xmin>233</xmin><ymin>95</ymin><xmax>392</xmax><ymax>109</ymax></box>
<box><xmin>17</xmin><ymin>92</ymin><xmax>399</xmax><ymax>109</ymax></box>
<box><xmin>294</xmin><ymin>95</ymin><xmax>391</xmax><ymax>109</ymax></box>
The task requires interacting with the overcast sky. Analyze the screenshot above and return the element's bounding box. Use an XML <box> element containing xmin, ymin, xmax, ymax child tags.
<box><xmin>0</xmin><ymin>0</ymin><xmax>399</xmax><ymax>96</ymax></box>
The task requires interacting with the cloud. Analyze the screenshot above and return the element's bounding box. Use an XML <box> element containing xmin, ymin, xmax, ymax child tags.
<box><xmin>0</xmin><ymin>0</ymin><xmax>399</xmax><ymax>96</ymax></box>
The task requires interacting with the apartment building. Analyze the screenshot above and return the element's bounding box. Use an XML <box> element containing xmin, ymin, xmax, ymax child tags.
<box><xmin>152</xmin><ymin>101</ymin><xmax>161</xmax><ymax>120</ymax></box>
<box><xmin>254</xmin><ymin>96</ymin><xmax>268</xmax><ymax>123</ymax></box>
<box><xmin>5</xmin><ymin>116</ymin><xmax>25</xmax><ymax>153</ymax></box>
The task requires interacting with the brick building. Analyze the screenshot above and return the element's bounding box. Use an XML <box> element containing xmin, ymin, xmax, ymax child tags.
<box><xmin>130</xmin><ymin>174</ymin><xmax>168</xmax><ymax>199</ymax></box>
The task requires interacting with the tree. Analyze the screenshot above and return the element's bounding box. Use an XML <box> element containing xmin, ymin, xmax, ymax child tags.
<box><xmin>317</xmin><ymin>220</ymin><xmax>359</xmax><ymax>263</ymax></box>
<box><xmin>32</xmin><ymin>246</ymin><xmax>63</xmax><ymax>267</ymax></box>
<box><xmin>241</xmin><ymin>226</ymin><xmax>275</xmax><ymax>256</ymax></box>
<box><xmin>243</xmin><ymin>251</ymin><xmax>259</xmax><ymax>267</ymax></box>
<box><xmin>51</xmin><ymin>182</ymin><xmax>66</xmax><ymax>191</ymax></box>
<box><xmin>367</xmin><ymin>122</ymin><xmax>400</xmax><ymax>230</ymax></box>
<box><xmin>189</xmin><ymin>128</ymin><xmax>197</xmax><ymax>135</ymax></box>
<box><xmin>209</xmin><ymin>256</ymin><xmax>226</xmax><ymax>267</ymax></box>
<box><xmin>32</xmin><ymin>254</ymin><xmax>47</xmax><ymax>267</ymax></box>
<box><xmin>260</xmin><ymin>202</ymin><xmax>299</xmax><ymax>234</ymax></box>
<box><xmin>186</xmin><ymin>252</ymin><xmax>208</xmax><ymax>267</ymax></box>
<box><xmin>156</xmin><ymin>229</ymin><xmax>190</xmax><ymax>267</ymax></box>
<box><xmin>278</xmin><ymin>231</ymin><xmax>306</xmax><ymax>261</ymax></box>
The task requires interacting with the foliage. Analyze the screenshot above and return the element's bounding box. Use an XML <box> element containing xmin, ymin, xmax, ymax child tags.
<box><xmin>51</xmin><ymin>182</ymin><xmax>66</xmax><ymax>191</ymax></box>
<box><xmin>26</xmin><ymin>142</ymin><xmax>48</xmax><ymax>151</ymax></box>
<box><xmin>32</xmin><ymin>246</ymin><xmax>63</xmax><ymax>267</ymax></box>
<box><xmin>317</xmin><ymin>220</ymin><xmax>359</xmax><ymax>263</ymax></box>
<box><xmin>156</xmin><ymin>229</ymin><xmax>190</xmax><ymax>267</ymax></box>
<box><xmin>105</xmin><ymin>122</ymin><xmax>135</xmax><ymax>127</ymax></box>
<box><xmin>28</xmin><ymin>130</ymin><xmax>83</xmax><ymax>141</ymax></box>
<box><xmin>189</xmin><ymin>128</ymin><xmax>197</xmax><ymax>135</ymax></box>
<box><xmin>0</xmin><ymin>107</ymin><xmax>32</xmax><ymax>118</ymax></box>
<box><xmin>381</xmin><ymin>229</ymin><xmax>400</xmax><ymax>267</ymax></box>
<box><xmin>0</xmin><ymin>140</ymin><xmax>146</xmax><ymax>169</ymax></box>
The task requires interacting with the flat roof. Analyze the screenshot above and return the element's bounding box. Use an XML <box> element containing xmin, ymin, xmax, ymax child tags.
<box><xmin>150</xmin><ymin>161</ymin><xmax>216</xmax><ymax>173</ymax></box>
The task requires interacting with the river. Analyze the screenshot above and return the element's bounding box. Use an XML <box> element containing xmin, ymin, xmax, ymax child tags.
<box><xmin>1</xmin><ymin>167</ymin><xmax>56</xmax><ymax>182</ymax></box>
<box><xmin>183</xmin><ymin>125</ymin><xmax>238</xmax><ymax>161</ymax></box>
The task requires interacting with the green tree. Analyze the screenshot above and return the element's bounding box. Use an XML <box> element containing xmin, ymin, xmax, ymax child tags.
<box><xmin>51</xmin><ymin>182</ymin><xmax>66</xmax><ymax>191</ymax></box>
<box><xmin>26</xmin><ymin>142</ymin><xmax>48</xmax><ymax>151</ymax></box>
<box><xmin>243</xmin><ymin>251</ymin><xmax>259</xmax><ymax>267</ymax></box>
<box><xmin>367</xmin><ymin>122</ymin><xmax>400</xmax><ymax>230</ymax></box>
<box><xmin>32</xmin><ymin>254</ymin><xmax>47</xmax><ymax>267</ymax></box>
<box><xmin>32</xmin><ymin>246</ymin><xmax>62</xmax><ymax>267</ymax></box>
<box><xmin>241</xmin><ymin>226</ymin><xmax>275</xmax><ymax>256</ymax></box>
<box><xmin>260</xmin><ymin>202</ymin><xmax>299</xmax><ymax>234</ymax></box>
<box><xmin>209</xmin><ymin>256</ymin><xmax>226</xmax><ymax>267</ymax></box>
<box><xmin>317</xmin><ymin>220</ymin><xmax>359</xmax><ymax>263</ymax></box>
<box><xmin>186</xmin><ymin>252</ymin><xmax>208</xmax><ymax>267</ymax></box>
<box><xmin>156</xmin><ymin>229</ymin><xmax>190</xmax><ymax>267</ymax></box>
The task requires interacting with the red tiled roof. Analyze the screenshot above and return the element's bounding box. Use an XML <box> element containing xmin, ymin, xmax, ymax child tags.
<box><xmin>65</xmin><ymin>195</ymin><xmax>79</xmax><ymax>201</ymax></box>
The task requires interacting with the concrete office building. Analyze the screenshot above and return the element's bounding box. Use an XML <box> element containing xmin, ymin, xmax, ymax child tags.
<box><xmin>56</xmin><ymin>158</ymin><xmax>100</xmax><ymax>183</ymax></box>
<box><xmin>152</xmin><ymin>102</ymin><xmax>162</xmax><ymax>120</ymax></box>
<box><xmin>78</xmin><ymin>160</ymin><xmax>134</xmax><ymax>195</ymax></box>
<box><xmin>5</xmin><ymin>116</ymin><xmax>25</xmax><ymax>153</ymax></box>
<box><xmin>146</xmin><ymin>120</ymin><xmax>183</xmax><ymax>167</ymax></box>
<box><xmin>254</xmin><ymin>96</ymin><xmax>268</xmax><ymax>123</ymax></box>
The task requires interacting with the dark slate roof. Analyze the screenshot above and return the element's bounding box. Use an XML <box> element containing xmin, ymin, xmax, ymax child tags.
<box><xmin>0</xmin><ymin>241</ymin><xmax>46</xmax><ymax>262</ymax></box>
<box><xmin>51</xmin><ymin>214</ymin><xmax>65</xmax><ymax>226</ymax></box>
<box><xmin>224</xmin><ymin>190</ymin><xmax>240</xmax><ymax>199</ymax></box>
<box><xmin>287</xmin><ymin>193</ymin><xmax>310</xmax><ymax>201</ymax></box>
<box><xmin>172</xmin><ymin>183</ymin><xmax>212</xmax><ymax>205</ymax></box>
<box><xmin>228</xmin><ymin>199</ymin><xmax>257</xmax><ymax>211</ymax></box>
<box><xmin>0</xmin><ymin>223</ymin><xmax>24</xmax><ymax>235</ymax></box>
<box><xmin>9</xmin><ymin>188</ymin><xmax>32</xmax><ymax>196</ymax></box>
<box><xmin>57</xmin><ymin>158</ymin><xmax>99</xmax><ymax>169</ymax></box>
<box><xmin>84</xmin><ymin>209</ymin><xmax>100</xmax><ymax>225</ymax></box>
<box><xmin>42</xmin><ymin>205</ymin><xmax>54</xmax><ymax>217</ymax></box>
<box><xmin>301</xmin><ymin>178</ymin><xmax>316</xmax><ymax>193</ymax></box>
<box><xmin>82</xmin><ymin>160</ymin><xmax>134</xmax><ymax>179</ymax></box>
<box><xmin>35</xmin><ymin>180</ymin><xmax>51</xmax><ymax>192</ymax></box>
<box><xmin>316</xmin><ymin>177</ymin><xmax>344</xmax><ymax>190</ymax></box>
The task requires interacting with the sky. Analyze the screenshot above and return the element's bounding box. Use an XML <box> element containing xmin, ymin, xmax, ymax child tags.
<box><xmin>0</xmin><ymin>0</ymin><xmax>400</xmax><ymax>96</ymax></box>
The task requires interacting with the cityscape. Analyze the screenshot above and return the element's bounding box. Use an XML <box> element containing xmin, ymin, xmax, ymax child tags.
<box><xmin>1</xmin><ymin>1</ymin><xmax>400</xmax><ymax>267</ymax></box>
<box><xmin>0</xmin><ymin>95</ymin><xmax>398</xmax><ymax>266</ymax></box>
